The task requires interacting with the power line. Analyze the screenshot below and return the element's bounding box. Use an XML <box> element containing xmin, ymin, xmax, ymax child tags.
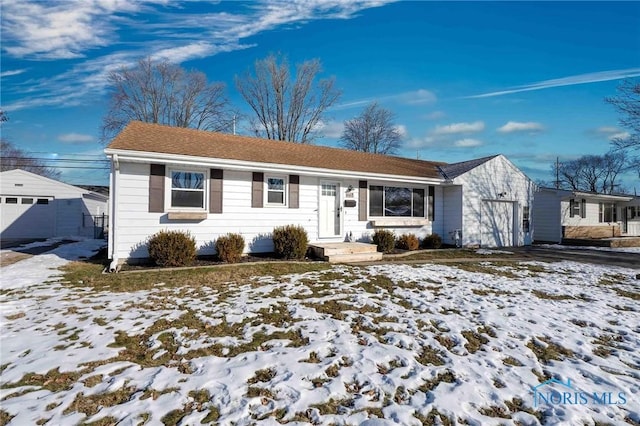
<box><xmin>1</xmin><ymin>156</ymin><xmax>109</xmax><ymax>163</ymax></box>
<box><xmin>2</xmin><ymin>164</ymin><xmax>109</xmax><ymax>170</ymax></box>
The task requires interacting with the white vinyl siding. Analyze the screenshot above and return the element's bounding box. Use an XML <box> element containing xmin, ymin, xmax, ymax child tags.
<box><xmin>113</xmin><ymin>162</ymin><xmax>442</xmax><ymax>260</ymax></box>
<box><xmin>451</xmin><ymin>156</ymin><xmax>535</xmax><ymax>247</ymax></box>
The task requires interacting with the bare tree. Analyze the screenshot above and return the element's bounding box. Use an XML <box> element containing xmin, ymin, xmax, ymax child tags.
<box><xmin>553</xmin><ymin>151</ymin><xmax>628</xmax><ymax>194</ymax></box>
<box><xmin>101</xmin><ymin>57</ymin><xmax>234</xmax><ymax>143</ymax></box>
<box><xmin>1</xmin><ymin>140</ymin><xmax>61</xmax><ymax>179</ymax></box>
<box><xmin>606</xmin><ymin>78</ymin><xmax>640</xmax><ymax>151</ymax></box>
<box><xmin>235</xmin><ymin>53</ymin><xmax>341</xmax><ymax>143</ymax></box>
<box><xmin>340</xmin><ymin>102</ymin><xmax>402</xmax><ymax>154</ymax></box>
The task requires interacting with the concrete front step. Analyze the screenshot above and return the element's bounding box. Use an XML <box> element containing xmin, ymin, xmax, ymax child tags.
<box><xmin>326</xmin><ymin>251</ymin><xmax>383</xmax><ymax>263</ymax></box>
<box><xmin>309</xmin><ymin>242</ymin><xmax>383</xmax><ymax>263</ymax></box>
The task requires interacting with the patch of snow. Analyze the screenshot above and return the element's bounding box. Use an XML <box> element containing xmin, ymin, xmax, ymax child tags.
<box><xmin>475</xmin><ymin>248</ymin><xmax>514</xmax><ymax>255</ymax></box>
<box><xmin>1</xmin><ymin>242</ymin><xmax>639</xmax><ymax>425</ymax></box>
<box><xmin>540</xmin><ymin>243</ymin><xmax>640</xmax><ymax>253</ymax></box>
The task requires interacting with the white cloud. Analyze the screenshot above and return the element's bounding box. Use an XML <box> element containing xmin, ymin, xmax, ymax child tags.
<box><xmin>608</xmin><ymin>131</ymin><xmax>630</xmax><ymax>141</ymax></box>
<box><xmin>497</xmin><ymin>121</ymin><xmax>544</xmax><ymax>133</ymax></box>
<box><xmin>2</xmin><ymin>0</ymin><xmax>396</xmax><ymax>111</ymax></box>
<box><xmin>394</xmin><ymin>124</ymin><xmax>408</xmax><ymax>138</ymax></box>
<box><xmin>454</xmin><ymin>138</ymin><xmax>483</xmax><ymax>147</ymax></box>
<box><xmin>433</xmin><ymin>121</ymin><xmax>484</xmax><ymax>135</ymax></box>
<box><xmin>466</xmin><ymin>68</ymin><xmax>640</xmax><ymax>99</ymax></box>
<box><xmin>333</xmin><ymin>89</ymin><xmax>437</xmax><ymax>110</ymax></box>
<box><xmin>58</xmin><ymin>133</ymin><xmax>95</xmax><ymax>144</ymax></box>
<box><xmin>0</xmin><ymin>69</ymin><xmax>27</xmax><ymax>78</ymax></box>
<box><xmin>424</xmin><ymin>111</ymin><xmax>446</xmax><ymax>120</ymax></box>
<box><xmin>1</xmin><ymin>1</ymin><xmax>151</xmax><ymax>59</ymax></box>
<box><xmin>317</xmin><ymin>120</ymin><xmax>344</xmax><ymax>138</ymax></box>
<box><xmin>594</xmin><ymin>126</ymin><xmax>631</xmax><ymax>142</ymax></box>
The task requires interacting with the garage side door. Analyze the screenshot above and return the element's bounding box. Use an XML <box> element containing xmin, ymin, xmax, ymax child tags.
<box><xmin>0</xmin><ymin>196</ymin><xmax>56</xmax><ymax>239</ymax></box>
<box><xmin>481</xmin><ymin>200</ymin><xmax>514</xmax><ymax>247</ymax></box>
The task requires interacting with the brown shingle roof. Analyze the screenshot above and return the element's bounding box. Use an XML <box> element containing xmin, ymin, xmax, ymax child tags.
<box><xmin>107</xmin><ymin>121</ymin><xmax>446</xmax><ymax>179</ymax></box>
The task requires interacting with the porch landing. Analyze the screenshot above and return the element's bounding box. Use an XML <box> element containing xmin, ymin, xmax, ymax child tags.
<box><xmin>309</xmin><ymin>242</ymin><xmax>382</xmax><ymax>263</ymax></box>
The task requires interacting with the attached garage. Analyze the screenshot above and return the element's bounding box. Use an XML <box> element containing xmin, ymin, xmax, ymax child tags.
<box><xmin>0</xmin><ymin>169</ymin><xmax>108</xmax><ymax>241</ymax></box>
<box><xmin>438</xmin><ymin>155</ymin><xmax>535</xmax><ymax>248</ymax></box>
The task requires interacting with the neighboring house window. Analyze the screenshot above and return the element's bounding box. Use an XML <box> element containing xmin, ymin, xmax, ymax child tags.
<box><xmin>629</xmin><ymin>206</ymin><xmax>637</xmax><ymax>219</ymax></box>
<box><xmin>522</xmin><ymin>205</ymin><xmax>530</xmax><ymax>233</ymax></box>
<box><xmin>266</xmin><ymin>176</ymin><xmax>286</xmax><ymax>206</ymax></box>
<box><xmin>599</xmin><ymin>202</ymin><xmax>617</xmax><ymax>223</ymax></box>
<box><xmin>6</xmin><ymin>197</ymin><xmax>17</xmax><ymax>204</ymax></box>
<box><xmin>171</xmin><ymin>170</ymin><xmax>205</xmax><ymax>209</ymax></box>
<box><xmin>22</xmin><ymin>198</ymin><xmax>33</xmax><ymax>204</ymax></box>
<box><xmin>369</xmin><ymin>185</ymin><xmax>426</xmax><ymax>217</ymax></box>
<box><xmin>36</xmin><ymin>198</ymin><xmax>49</xmax><ymax>205</ymax></box>
<box><xmin>569</xmin><ymin>199</ymin><xmax>585</xmax><ymax>218</ymax></box>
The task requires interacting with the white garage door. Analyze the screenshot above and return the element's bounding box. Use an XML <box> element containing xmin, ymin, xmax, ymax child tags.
<box><xmin>0</xmin><ymin>196</ymin><xmax>56</xmax><ymax>239</ymax></box>
<box><xmin>481</xmin><ymin>200</ymin><xmax>515</xmax><ymax>247</ymax></box>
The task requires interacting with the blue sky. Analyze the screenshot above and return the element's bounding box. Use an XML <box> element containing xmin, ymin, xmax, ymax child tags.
<box><xmin>2</xmin><ymin>1</ymin><xmax>639</xmax><ymax>187</ymax></box>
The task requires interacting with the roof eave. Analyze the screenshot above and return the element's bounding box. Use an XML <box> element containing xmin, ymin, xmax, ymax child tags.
<box><xmin>104</xmin><ymin>148</ymin><xmax>445</xmax><ymax>185</ymax></box>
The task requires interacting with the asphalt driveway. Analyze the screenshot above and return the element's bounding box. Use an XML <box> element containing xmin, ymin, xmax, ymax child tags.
<box><xmin>510</xmin><ymin>245</ymin><xmax>640</xmax><ymax>270</ymax></box>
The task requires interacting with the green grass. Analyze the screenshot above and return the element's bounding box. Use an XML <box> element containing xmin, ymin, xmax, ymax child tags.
<box><xmin>62</xmin><ymin>261</ymin><xmax>331</xmax><ymax>292</ymax></box>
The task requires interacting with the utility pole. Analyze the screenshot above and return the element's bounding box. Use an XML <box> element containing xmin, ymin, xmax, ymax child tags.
<box><xmin>555</xmin><ymin>157</ymin><xmax>560</xmax><ymax>189</ymax></box>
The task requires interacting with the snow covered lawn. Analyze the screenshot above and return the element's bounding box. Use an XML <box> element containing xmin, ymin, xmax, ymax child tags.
<box><xmin>1</xmin><ymin>241</ymin><xmax>639</xmax><ymax>425</ymax></box>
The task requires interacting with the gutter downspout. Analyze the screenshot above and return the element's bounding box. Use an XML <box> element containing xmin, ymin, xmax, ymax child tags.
<box><xmin>108</xmin><ymin>154</ymin><xmax>120</xmax><ymax>272</ymax></box>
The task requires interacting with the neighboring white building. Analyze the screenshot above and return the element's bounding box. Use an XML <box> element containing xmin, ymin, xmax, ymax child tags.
<box><xmin>0</xmin><ymin>169</ymin><xmax>109</xmax><ymax>240</ymax></box>
<box><xmin>532</xmin><ymin>187</ymin><xmax>640</xmax><ymax>243</ymax></box>
<box><xmin>105</xmin><ymin>121</ymin><xmax>536</xmax><ymax>263</ymax></box>
<box><xmin>439</xmin><ymin>155</ymin><xmax>536</xmax><ymax>247</ymax></box>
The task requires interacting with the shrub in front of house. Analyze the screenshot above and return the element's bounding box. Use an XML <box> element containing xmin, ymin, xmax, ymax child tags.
<box><xmin>372</xmin><ymin>229</ymin><xmax>396</xmax><ymax>253</ymax></box>
<box><xmin>396</xmin><ymin>233</ymin><xmax>420</xmax><ymax>251</ymax></box>
<box><xmin>215</xmin><ymin>233</ymin><xmax>245</xmax><ymax>263</ymax></box>
<box><xmin>272</xmin><ymin>225</ymin><xmax>309</xmax><ymax>260</ymax></box>
<box><xmin>422</xmin><ymin>233</ymin><xmax>443</xmax><ymax>249</ymax></box>
<box><xmin>147</xmin><ymin>230</ymin><xmax>197</xmax><ymax>267</ymax></box>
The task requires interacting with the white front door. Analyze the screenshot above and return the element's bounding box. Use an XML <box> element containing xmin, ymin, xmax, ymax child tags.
<box><xmin>319</xmin><ymin>181</ymin><xmax>341</xmax><ymax>238</ymax></box>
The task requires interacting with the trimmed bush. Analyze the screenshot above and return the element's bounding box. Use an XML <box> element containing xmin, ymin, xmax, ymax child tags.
<box><xmin>422</xmin><ymin>233</ymin><xmax>443</xmax><ymax>249</ymax></box>
<box><xmin>396</xmin><ymin>233</ymin><xmax>420</xmax><ymax>251</ymax></box>
<box><xmin>215</xmin><ymin>233</ymin><xmax>245</xmax><ymax>263</ymax></box>
<box><xmin>272</xmin><ymin>225</ymin><xmax>309</xmax><ymax>260</ymax></box>
<box><xmin>372</xmin><ymin>229</ymin><xmax>396</xmax><ymax>253</ymax></box>
<box><xmin>147</xmin><ymin>230</ymin><xmax>197</xmax><ymax>267</ymax></box>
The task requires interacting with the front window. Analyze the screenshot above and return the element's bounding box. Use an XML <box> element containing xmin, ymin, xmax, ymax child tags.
<box><xmin>171</xmin><ymin>171</ymin><xmax>205</xmax><ymax>208</ymax></box>
<box><xmin>266</xmin><ymin>176</ymin><xmax>286</xmax><ymax>206</ymax></box>
<box><xmin>599</xmin><ymin>202</ymin><xmax>617</xmax><ymax>223</ymax></box>
<box><xmin>369</xmin><ymin>185</ymin><xmax>425</xmax><ymax>217</ymax></box>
